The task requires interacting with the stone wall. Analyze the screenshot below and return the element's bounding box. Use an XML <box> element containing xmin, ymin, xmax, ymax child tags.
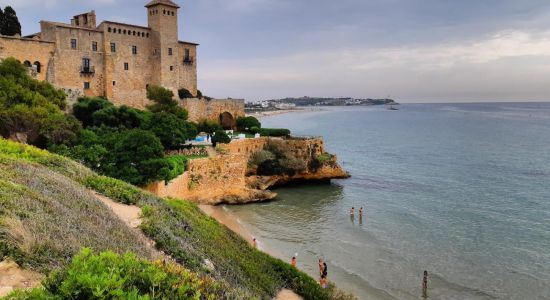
<box><xmin>0</xmin><ymin>3</ymin><xmax>199</xmax><ymax>111</ymax></box>
<box><xmin>0</xmin><ymin>35</ymin><xmax>55</xmax><ymax>81</ymax></box>
<box><xmin>144</xmin><ymin>136</ymin><xmax>337</xmax><ymax>204</ymax></box>
<box><xmin>180</xmin><ymin>98</ymin><xmax>245</xmax><ymax>123</ymax></box>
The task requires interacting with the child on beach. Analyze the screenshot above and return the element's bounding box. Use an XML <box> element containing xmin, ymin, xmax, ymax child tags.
<box><xmin>291</xmin><ymin>256</ymin><xmax>297</xmax><ymax>267</ymax></box>
<box><xmin>252</xmin><ymin>238</ymin><xmax>257</xmax><ymax>248</ymax></box>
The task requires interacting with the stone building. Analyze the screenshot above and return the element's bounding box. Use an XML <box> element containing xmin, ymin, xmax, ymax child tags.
<box><xmin>0</xmin><ymin>0</ymin><xmax>198</xmax><ymax>108</ymax></box>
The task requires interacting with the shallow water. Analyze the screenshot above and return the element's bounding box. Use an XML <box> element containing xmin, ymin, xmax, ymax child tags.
<box><xmin>225</xmin><ymin>103</ymin><xmax>550</xmax><ymax>300</ymax></box>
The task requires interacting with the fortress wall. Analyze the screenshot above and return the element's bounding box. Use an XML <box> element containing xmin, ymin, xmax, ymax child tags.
<box><xmin>177</xmin><ymin>43</ymin><xmax>197</xmax><ymax>96</ymax></box>
<box><xmin>180</xmin><ymin>98</ymin><xmax>245</xmax><ymax>123</ymax></box>
<box><xmin>144</xmin><ymin>154</ymin><xmax>250</xmax><ymax>204</ymax></box>
<box><xmin>0</xmin><ymin>36</ymin><xmax>55</xmax><ymax>81</ymax></box>
<box><xmin>48</xmin><ymin>26</ymin><xmax>107</xmax><ymax>100</ymax></box>
<box><xmin>100</xmin><ymin>24</ymin><xmax>154</xmax><ymax>108</ymax></box>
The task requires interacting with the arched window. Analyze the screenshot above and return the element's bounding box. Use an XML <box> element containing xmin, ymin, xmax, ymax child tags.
<box><xmin>163</xmin><ymin>9</ymin><xmax>166</xmax><ymax>15</ymax></box>
<box><xmin>33</xmin><ymin>61</ymin><xmax>41</xmax><ymax>73</ymax></box>
<box><xmin>146</xmin><ymin>33</ymin><xmax>150</xmax><ymax>38</ymax></box>
<box><xmin>133</xmin><ymin>31</ymin><xmax>136</xmax><ymax>36</ymax></box>
<box><xmin>108</xmin><ymin>27</ymin><xmax>112</xmax><ymax>33</ymax></box>
<box><xmin>23</xmin><ymin>60</ymin><xmax>31</xmax><ymax>67</ymax></box>
<box><xmin>123</xmin><ymin>29</ymin><xmax>127</xmax><ymax>34</ymax></box>
<box><xmin>118</xmin><ymin>28</ymin><xmax>121</xmax><ymax>34</ymax></box>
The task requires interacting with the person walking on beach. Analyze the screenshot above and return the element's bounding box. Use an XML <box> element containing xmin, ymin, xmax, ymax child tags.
<box><xmin>291</xmin><ymin>256</ymin><xmax>297</xmax><ymax>267</ymax></box>
<box><xmin>422</xmin><ymin>270</ymin><xmax>428</xmax><ymax>298</ymax></box>
<box><xmin>252</xmin><ymin>238</ymin><xmax>257</xmax><ymax>249</ymax></box>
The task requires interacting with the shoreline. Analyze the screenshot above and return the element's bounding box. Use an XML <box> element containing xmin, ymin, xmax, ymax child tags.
<box><xmin>246</xmin><ymin>107</ymin><xmax>322</xmax><ymax>119</ymax></box>
<box><xmin>198</xmin><ymin>205</ymin><xmax>284</xmax><ymax>260</ymax></box>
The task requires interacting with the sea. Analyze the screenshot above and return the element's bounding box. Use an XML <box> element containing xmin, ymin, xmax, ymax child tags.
<box><xmin>223</xmin><ymin>103</ymin><xmax>550</xmax><ymax>300</ymax></box>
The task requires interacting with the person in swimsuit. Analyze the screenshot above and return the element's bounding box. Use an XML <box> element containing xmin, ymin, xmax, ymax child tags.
<box><xmin>252</xmin><ymin>238</ymin><xmax>257</xmax><ymax>249</ymax></box>
<box><xmin>291</xmin><ymin>256</ymin><xmax>297</xmax><ymax>267</ymax></box>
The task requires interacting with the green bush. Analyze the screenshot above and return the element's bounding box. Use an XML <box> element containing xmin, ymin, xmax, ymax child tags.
<box><xmin>197</xmin><ymin>119</ymin><xmax>222</xmax><ymax>133</ymax></box>
<box><xmin>252</xmin><ymin>128</ymin><xmax>291</xmax><ymax>137</ymax></box>
<box><xmin>212</xmin><ymin>130</ymin><xmax>231</xmax><ymax>146</ymax></box>
<box><xmin>6</xmin><ymin>248</ymin><xmax>239</xmax><ymax>299</ymax></box>
<box><xmin>236</xmin><ymin>116</ymin><xmax>261</xmax><ymax>131</ymax></box>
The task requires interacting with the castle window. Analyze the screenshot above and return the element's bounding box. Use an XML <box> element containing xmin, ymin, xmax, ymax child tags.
<box><xmin>113</xmin><ymin>81</ymin><xmax>116</xmax><ymax>86</ymax></box>
<box><xmin>70</xmin><ymin>39</ymin><xmax>77</xmax><ymax>49</ymax></box>
<box><xmin>123</xmin><ymin>29</ymin><xmax>127</xmax><ymax>34</ymax></box>
<box><xmin>168</xmin><ymin>48</ymin><xmax>173</xmax><ymax>55</ymax></box>
<box><xmin>92</xmin><ymin>41</ymin><xmax>98</xmax><ymax>52</ymax></box>
<box><xmin>84</xmin><ymin>82</ymin><xmax>90</xmax><ymax>89</ymax></box>
<box><xmin>132</xmin><ymin>46</ymin><xmax>137</xmax><ymax>55</ymax></box>
<box><xmin>163</xmin><ymin>9</ymin><xmax>166</xmax><ymax>15</ymax></box>
<box><xmin>172</xmin><ymin>11</ymin><xmax>175</xmax><ymax>16</ymax></box>
<box><xmin>33</xmin><ymin>61</ymin><xmax>41</xmax><ymax>73</ymax></box>
<box><xmin>108</xmin><ymin>27</ymin><xmax>112</xmax><ymax>33</ymax></box>
<box><xmin>124</xmin><ymin>62</ymin><xmax>129</xmax><ymax>71</ymax></box>
<box><xmin>170</xmin><ymin>66</ymin><xmax>174</xmax><ymax>71</ymax></box>
<box><xmin>118</xmin><ymin>28</ymin><xmax>121</xmax><ymax>34</ymax></box>
<box><xmin>146</xmin><ymin>33</ymin><xmax>150</xmax><ymax>38</ymax></box>
<box><xmin>185</xmin><ymin>49</ymin><xmax>190</xmax><ymax>60</ymax></box>
<box><xmin>110</xmin><ymin>42</ymin><xmax>116</xmax><ymax>52</ymax></box>
<box><xmin>133</xmin><ymin>31</ymin><xmax>136</xmax><ymax>36</ymax></box>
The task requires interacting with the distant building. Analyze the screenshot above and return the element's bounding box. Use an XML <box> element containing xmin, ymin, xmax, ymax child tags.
<box><xmin>0</xmin><ymin>0</ymin><xmax>198</xmax><ymax>108</ymax></box>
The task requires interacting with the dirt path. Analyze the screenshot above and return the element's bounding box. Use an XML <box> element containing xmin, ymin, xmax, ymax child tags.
<box><xmin>274</xmin><ymin>289</ymin><xmax>304</xmax><ymax>300</ymax></box>
<box><xmin>0</xmin><ymin>260</ymin><xmax>42</xmax><ymax>297</ymax></box>
<box><xmin>93</xmin><ymin>192</ymin><xmax>168</xmax><ymax>261</ymax></box>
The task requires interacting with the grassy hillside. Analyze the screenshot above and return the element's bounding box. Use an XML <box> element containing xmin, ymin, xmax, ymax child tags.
<box><xmin>0</xmin><ymin>138</ymin><xmax>351</xmax><ymax>300</ymax></box>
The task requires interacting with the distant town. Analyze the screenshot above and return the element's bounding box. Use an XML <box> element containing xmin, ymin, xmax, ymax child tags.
<box><xmin>246</xmin><ymin>96</ymin><xmax>399</xmax><ymax>111</ymax></box>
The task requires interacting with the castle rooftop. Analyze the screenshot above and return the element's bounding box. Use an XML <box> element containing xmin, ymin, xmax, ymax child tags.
<box><xmin>145</xmin><ymin>0</ymin><xmax>180</xmax><ymax>8</ymax></box>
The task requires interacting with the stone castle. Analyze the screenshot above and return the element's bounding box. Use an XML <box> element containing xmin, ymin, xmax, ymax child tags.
<box><xmin>0</xmin><ymin>0</ymin><xmax>244</xmax><ymax>127</ymax></box>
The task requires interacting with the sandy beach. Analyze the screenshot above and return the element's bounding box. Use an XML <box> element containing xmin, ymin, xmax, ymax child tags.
<box><xmin>246</xmin><ymin>107</ymin><xmax>321</xmax><ymax>119</ymax></box>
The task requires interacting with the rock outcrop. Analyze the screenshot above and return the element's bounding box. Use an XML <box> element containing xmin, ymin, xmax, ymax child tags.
<box><xmin>144</xmin><ymin>137</ymin><xmax>349</xmax><ymax>205</ymax></box>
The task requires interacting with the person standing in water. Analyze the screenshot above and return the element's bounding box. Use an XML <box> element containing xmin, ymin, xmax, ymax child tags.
<box><xmin>318</xmin><ymin>258</ymin><xmax>325</xmax><ymax>276</ymax></box>
<box><xmin>291</xmin><ymin>256</ymin><xmax>297</xmax><ymax>267</ymax></box>
<box><xmin>350</xmin><ymin>207</ymin><xmax>355</xmax><ymax>216</ymax></box>
<box><xmin>359</xmin><ymin>207</ymin><xmax>364</xmax><ymax>216</ymax></box>
<box><xmin>422</xmin><ymin>270</ymin><xmax>428</xmax><ymax>298</ymax></box>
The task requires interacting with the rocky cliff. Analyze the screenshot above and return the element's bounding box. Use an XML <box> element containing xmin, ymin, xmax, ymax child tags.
<box><xmin>145</xmin><ymin>137</ymin><xmax>349</xmax><ymax>204</ymax></box>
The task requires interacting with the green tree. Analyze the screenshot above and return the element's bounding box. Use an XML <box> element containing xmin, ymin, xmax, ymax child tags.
<box><xmin>1</xmin><ymin>6</ymin><xmax>21</xmax><ymax>36</ymax></box>
<box><xmin>147</xmin><ymin>85</ymin><xmax>188</xmax><ymax>120</ymax></box>
<box><xmin>147</xmin><ymin>112</ymin><xmax>197</xmax><ymax>149</ymax></box>
<box><xmin>237</xmin><ymin>116</ymin><xmax>261</xmax><ymax>131</ymax></box>
<box><xmin>100</xmin><ymin>129</ymin><xmax>167</xmax><ymax>185</ymax></box>
<box><xmin>72</xmin><ymin>97</ymin><xmax>113</xmax><ymax>127</ymax></box>
<box><xmin>212</xmin><ymin>130</ymin><xmax>230</xmax><ymax>147</ymax></box>
<box><xmin>197</xmin><ymin>119</ymin><xmax>222</xmax><ymax>134</ymax></box>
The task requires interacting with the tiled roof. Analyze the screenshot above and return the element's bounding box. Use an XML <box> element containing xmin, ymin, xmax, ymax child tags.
<box><xmin>145</xmin><ymin>0</ymin><xmax>180</xmax><ymax>8</ymax></box>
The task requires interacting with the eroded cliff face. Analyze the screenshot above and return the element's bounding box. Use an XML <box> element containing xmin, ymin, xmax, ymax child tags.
<box><xmin>144</xmin><ymin>137</ymin><xmax>349</xmax><ymax>205</ymax></box>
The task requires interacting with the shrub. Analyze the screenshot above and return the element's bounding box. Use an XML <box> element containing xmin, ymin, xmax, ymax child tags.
<box><xmin>197</xmin><ymin>119</ymin><xmax>222</xmax><ymax>133</ymax></box>
<box><xmin>211</xmin><ymin>130</ymin><xmax>230</xmax><ymax>147</ymax></box>
<box><xmin>83</xmin><ymin>175</ymin><xmax>144</xmax><ymax>205</ymax></box>
<box><xmin>146</xmin><ymin>112</ymin><xmax>197</xmax><ymax>149</ymax></box>
<box><xmin>148</xmin><ymin>85</ymin><xmax>188</xmax><ymax>120</ymax></box>
<box><xmin>255</xmin><ymin>128</ymin><xmax>291</xmax><ymax>137</ymax></box>
<box><xmin>250</xmin><ymin>150</ymin><xmax>276</xmax><ymax>166</ymax></box>
<box><xmin>196</xmin><ymin>89</ymin><xmax>203</xmax><ymax>98</ymax></box>
<box><xmin>178</xmin><ymin>87</ymin><xmax>194</xmax><ymax>99</ymax></box>
<box><xmin>6</xmin><ymin>248</ymin><xmax>235</xmax><ymax>299</ymax></box>
<box><xmin>237</xmin><ymin>116</ymin><xmax>261</xmax><ymax>131</ymax></box>
<box><xmin>72</xmin><ymin>97</ymin><xmax>113</xmax><ymax>127</ymax></box>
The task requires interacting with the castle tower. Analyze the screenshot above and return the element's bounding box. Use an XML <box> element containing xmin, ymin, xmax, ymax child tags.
<box><xmin>146</xmin><ymin>0</ymin><xmax>180</xmax><ymax>90</ymax></box>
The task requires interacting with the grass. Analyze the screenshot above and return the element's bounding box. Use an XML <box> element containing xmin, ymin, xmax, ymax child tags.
<box><xmin>0</xmin><ymin>138</ymin><xmax>354</xmax><ymax>300</ymax></box>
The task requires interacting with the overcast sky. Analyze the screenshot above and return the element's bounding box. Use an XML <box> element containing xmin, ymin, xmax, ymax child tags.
<box><xmin>3</xmin><ymin>0</ymin><xmax>550</xmax><ymax>102</ymax></box>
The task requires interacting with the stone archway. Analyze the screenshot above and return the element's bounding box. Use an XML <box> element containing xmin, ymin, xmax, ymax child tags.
<box><xmin>219</xmin><ymin>112</ymin><xmax>236</xmax><ymax>129</ymax></box>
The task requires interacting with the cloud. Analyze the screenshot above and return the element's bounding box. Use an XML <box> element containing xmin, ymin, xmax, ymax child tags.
<box><xmin>199</xmin><ymin>30</ymin><xmax>550</xmax><ymax>102</ymax></box>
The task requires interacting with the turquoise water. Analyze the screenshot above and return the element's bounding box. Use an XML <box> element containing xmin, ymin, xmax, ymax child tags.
<box><xmin>226</xmin><ymin>103</ymin><xmax>550</xmax><ymax>300</ymax></box>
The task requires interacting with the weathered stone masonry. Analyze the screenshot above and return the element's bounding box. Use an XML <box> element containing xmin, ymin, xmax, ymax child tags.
<box><xmin>0</xmin><ymin>0</ymin><xmax>198</xmax><ymax>109</ymax></box>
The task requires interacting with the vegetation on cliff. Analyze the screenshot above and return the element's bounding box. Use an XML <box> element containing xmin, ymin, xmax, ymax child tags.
<box><xmin>0</xmin><ymin>58</ymin><xmax>199</xmax><ymax>186</ymax></box>
<box><xmin>6</xmin><ymin>249</ymin><xmax>241</xmax><ymax>299</ymax></box>
<box><xmin>0</xmin><ymin>138</ymin><xmax>351</xmax><ymax>299</ymax></box>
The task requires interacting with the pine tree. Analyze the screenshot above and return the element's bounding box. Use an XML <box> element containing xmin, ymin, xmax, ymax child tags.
<box><xmin>0</xmin><ymin>8</ymin><xmax>5</xmax><ymax>35</ymax></box>
<box><xmin>1</xmin><ymin>6</ymin><xmax>21</xmax><ymax>36</ymax></box>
